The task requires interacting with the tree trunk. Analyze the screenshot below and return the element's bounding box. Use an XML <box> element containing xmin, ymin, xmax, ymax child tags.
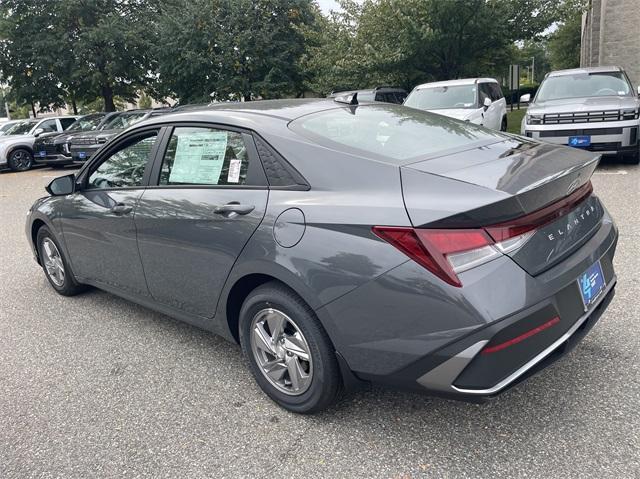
<box><xmin>71</xmin><ymin>97</ymin><xmax>78</xmax><ymax>115</ymax></box>
<box><xmin>31</xmin><ymin>101</ymin><xmax>37</xmax><ymax>118</ymax></box>
<box><xmin>102</xmin><ymin>84</ymin><xmax>116</xmax><ymax>112</ymax></box>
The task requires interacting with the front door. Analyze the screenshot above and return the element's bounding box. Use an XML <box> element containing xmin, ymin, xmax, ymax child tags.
<box><xmin>135</xmin><ymin>126</ymin><xmax>269</xmax><ymax>317</ymax></box>
<box><xmin>60</xmin><ymin>130</ymin><xmax>160</xmax><ymax>297</ymax></box>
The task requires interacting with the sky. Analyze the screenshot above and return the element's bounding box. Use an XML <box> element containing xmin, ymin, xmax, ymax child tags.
<box><xmin>316</xmin><ymin>0</ymin><xmax>342</xmax><ymax>14</ymax></box>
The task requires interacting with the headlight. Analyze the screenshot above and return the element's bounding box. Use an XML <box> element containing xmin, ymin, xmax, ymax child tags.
<box><xmin>526</xmin><ymin>114</ymin><xmax>543</xmax><ymax>125</ymax></box>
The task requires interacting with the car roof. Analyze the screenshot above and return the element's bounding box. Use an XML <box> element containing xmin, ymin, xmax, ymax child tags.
<box><xmin>546</xmin><ymin>66</ymin><xmax>624</xmax><ymax>77</ymax></box>
<box><xmin>414</xmin><ymin>78</ymin><xmax>498</xmax><ymax>89</ymax></box>
<box><xmin>145</xmin><ymin>99</ymin><xmax>355</xmax><ymax>123</ymax></box>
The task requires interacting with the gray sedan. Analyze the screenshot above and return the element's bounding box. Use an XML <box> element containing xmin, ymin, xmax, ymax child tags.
<box><xmin>26</xmin><ymin>98</ymin><xmax>618</xmax><ymax>413</ymax></box>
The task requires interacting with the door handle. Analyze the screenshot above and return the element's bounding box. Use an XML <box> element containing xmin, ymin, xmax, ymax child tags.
<box><xmin>111</xmin><ymin>203</ymin><xmax>133</xmax><ymax>215</ymax></box>
<box><xmin>214</xmin><ymin>202</ymin><xmax>255</xmax><ymax>216</ymax></box>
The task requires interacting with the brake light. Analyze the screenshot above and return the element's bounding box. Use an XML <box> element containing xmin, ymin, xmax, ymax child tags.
<box><xmin>372</xmin><ymin>227</ymin><xmax>498</xmax><ymax>287</ymax></box>
<box><xmin>374</xmin><ymin>181</ymin><xmax>593</xmax><ymax>287</ymax></box>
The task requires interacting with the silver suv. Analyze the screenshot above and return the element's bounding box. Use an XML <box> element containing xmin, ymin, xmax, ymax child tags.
<box><xmin>521</xmin><ymin>66</ymin><xmax>640</xmax><ymax>164</ymax></box>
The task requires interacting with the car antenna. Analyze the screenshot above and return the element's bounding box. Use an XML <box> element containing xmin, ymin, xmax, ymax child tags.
<box><xmin>333</xmin><ymin>92</ymin><xmax>358</xmax><ymax>106</ymax></box>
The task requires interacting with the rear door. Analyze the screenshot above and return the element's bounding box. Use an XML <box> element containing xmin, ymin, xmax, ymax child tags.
<box><xmin>135</xmin><ymin>124</ymin><xmax>269</xmax><ymax>317</ymax></box>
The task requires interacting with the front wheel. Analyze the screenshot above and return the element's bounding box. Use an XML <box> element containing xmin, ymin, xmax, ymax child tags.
<box><xmin>36</xmin><ymin>226</ymin><xmax>87</xmax><ymax>296</ymax></box>
<box><xmin>8</xmin><ymin>148</ymin><xmax>33</xmax><ymax>171</ymax></box>
<box><xmin>239</xmin><ymin>282</ymin><xmax>342</xmax><ymax>414</ymax></box>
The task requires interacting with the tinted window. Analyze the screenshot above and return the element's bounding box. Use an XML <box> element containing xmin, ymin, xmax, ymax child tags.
<box><xmin>159</xmin><ymin>127</ymin><xmax>249</xmax><ymax>186</ymax></box>
<box><xmin>60</xmin><ymin>118</ymin><xmax>77</xmax><ymax>130</ymax></box>
<box><xmin>536</xmin><ymin>72</ymin><xmax>633</xmax><ymax>101</ymax></box>
<box><xmin>478</xmin><ymin>83</ymin><xmax>493</xmax><ymax>103</ymax></box>
<box><xmin>405</xmin><ymin>85</ymin><xmax>478</xmax><ymax>110</ymax></box>
<box><xmin>291</xmin><ymin>104</ymin><xmax>504</xmax><ymax>162</ymax></box>
<box><xmin>489</xmin><ymin>83</ymin><xmax>503</xmax><ymax>100</ymax></box>
<box><xmin>39</xmin><ymin>119</ymin><xmax>58</xmax><ymax>133</ymax></box>
<box><xmin>87</xmin><ymin>132</ymin><xmax>157</xmax><ymax>189</ymax></box>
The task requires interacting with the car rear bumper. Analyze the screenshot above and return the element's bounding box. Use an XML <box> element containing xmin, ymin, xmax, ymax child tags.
<box><xmin>319</xmin><ymin>206</ymin><xmax>618</xmax><ymax>398</ymax></box>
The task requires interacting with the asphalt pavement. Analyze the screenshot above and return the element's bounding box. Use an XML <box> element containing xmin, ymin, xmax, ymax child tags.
<box><xmin>0</xmin><ymin>161</ymin><xmax>638</xmax><ymax>478</ymax></box>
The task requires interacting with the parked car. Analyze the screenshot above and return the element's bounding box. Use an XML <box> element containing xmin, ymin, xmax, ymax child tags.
<box><xmin>328</xmin><ymin>86</ymin><xmax>408</xmax><ymax>104</ymax></box>
<box><xmin>404</xmin><ymin>78</ymin><xmax>508</xmax><ymax>131</ymax></box>
<box><xmin>27</xmin><ymin>98</ymin><xmax>617</xmax><ymax>413</ymax></box>
<box><xmin>68</xmin><ymin>109</ymin><xmax>170</xmax><ymax>163</ymax></box>
<box><xmin>32</xmin><ymin>113</ymin><xmax>118</xmax><ymax>168</ymax></box>
<box><xmin>0</xmin><ymin>116</ymin><xmax>79</xmax><ymax>171</ymax></box>
<box><xmin>0</xmin><ymin>120</ymin><xmax>20</xmax><ymax>137</ymax></box>
<box><xmin>520</xmin><ymin>66</ymin><xmax>640</xmax><ymax>164</ymax></box>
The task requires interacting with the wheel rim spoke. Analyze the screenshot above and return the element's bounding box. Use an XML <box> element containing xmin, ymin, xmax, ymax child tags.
<box><xmin>41</xmin><ymin>239</ymin><xmax>65</xmax><ymax>287</ymax></box>
<box><xmin>250</xmin><ymin>308</ymin><xmax>313</xmax><ymax>396</ymax></box>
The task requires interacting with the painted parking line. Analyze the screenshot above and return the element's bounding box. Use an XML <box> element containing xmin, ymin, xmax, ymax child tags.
<box><xmin>593</xmin><ymin>170</ymin><xmax>628</xmax><ymax>175</ymax></box>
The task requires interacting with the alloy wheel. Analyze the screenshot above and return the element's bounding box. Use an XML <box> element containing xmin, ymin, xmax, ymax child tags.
<box><xmin>250</xmin><ymin>308</ymin><xmax>313</xmax><ymax>395</ymax></box>
<box><xmin>42</xmin><ymin>238</ymin><xmax>65</xmax><ymax>287</ymax></box>
<box><xmin>11</xmin><ymin>150</ymin><xmax>32</xmax><ymax>171</ymax></box>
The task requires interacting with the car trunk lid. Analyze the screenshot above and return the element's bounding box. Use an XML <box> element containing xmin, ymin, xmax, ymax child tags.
<box><xmin>400</xmin><ymin>138</ymin><xmax>603</xmax><ymax>276</ymax></box>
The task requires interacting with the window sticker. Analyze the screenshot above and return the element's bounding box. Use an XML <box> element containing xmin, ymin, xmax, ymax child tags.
<box><xmin>168</xmin><ymin>131</ymin><xmax>228</xmax><ymax>185</ymax></box>
<box><xmin>227</xmin><ymin>159</ymin><xmax>242</xmax><ymax>183</ymax></box>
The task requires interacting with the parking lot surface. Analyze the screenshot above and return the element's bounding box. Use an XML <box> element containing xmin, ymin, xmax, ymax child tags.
<box><xmin>1</xmin><ymin>162</ymin><xmax>638</xmax><ymax>479</ymax></box>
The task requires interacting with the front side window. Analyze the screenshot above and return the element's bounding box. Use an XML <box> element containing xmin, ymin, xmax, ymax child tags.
<box><xmin>479</xmin><ymin>83</ymin><xmax>493</xmax><ymax>103</ymax></box>
<box><xmin>159</xmin><ymin>127</ymin><xmax>249</xmax><ymax>186</ymax></box>
<box><xmin>536</xmin><ymin>72</ymin><xmax>633</xmax><ymax>101</ymax></box>
<box><xmin>87</xmin><ymin>133</ymin><xmax>157</xmax><ymax>189</ymax></box>
<box><xmin>404</xmin><ymin>85</ymin><xmax>478</xmax><ymax>110</ymax></box>
<box><xmin>38</xmin><ymin>119</ymin><xmax>58</xmax><ymax>133</ymax></box>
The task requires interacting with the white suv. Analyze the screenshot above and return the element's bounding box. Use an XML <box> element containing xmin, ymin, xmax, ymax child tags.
<box><xmin>404</xmin><ymin>78</ymin><xmax>508</xmax><ymax>131</ymax></box>
<box><xmin>521</xmin><ymin>66</ymin><xmax>639</xmax><ymax>164</ymax></box>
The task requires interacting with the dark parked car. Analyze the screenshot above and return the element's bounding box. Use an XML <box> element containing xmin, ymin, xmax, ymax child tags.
<box><xmin>33</xmin><ymin>113</ymin><xmax>117</xmax><ymax>167</ymax></box>
<box><xmin>27</xmin><ymin>98</ymin><xmax>617</xmax><ymax>413</ymax></box>
<box><xmin>328</xmin><ymin>86</ymin><xmax>408</xmax><ymax>104</ymax></box>
<box><xmin>68</xmin><ymin>109</ymin><xmax>170</xmax><ymax>163</ymax></box>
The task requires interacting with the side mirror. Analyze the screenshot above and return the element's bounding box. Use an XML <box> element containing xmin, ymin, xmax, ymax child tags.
<box><xmin>520</xmin><ymin>93</ymin><xmax>531</xmax><ymax>103</ymax></box>
<box><xmin>33</xmin><ymin>128</ymin><xmax>44</xmax><ymax>137</ymax></box>
<box><xmin>483</xmin><ymin>97</ymin><xmax>492</xmax><ymax>109</ymax></box>
<box><xmin>46</xmin><ymin>174</ymin><xmax>75</xmax><ymax>196</ymax></box>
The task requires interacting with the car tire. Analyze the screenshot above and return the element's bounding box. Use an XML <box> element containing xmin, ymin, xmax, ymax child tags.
<box><xmin>36</xmin><ymin>226</ymin><xmax>87</xmax><ymax>296</ymax></box>
<box><xmin>628</xmin><ymin>148</ymin><xmax>640</xmax><ymax>165</ymax></box>
<box><xmin>8</xmin><ymin>148</ymin><xmax>33</xmax><ymax>171</ymax></box>
<box><xmin>500</xmin><ymin>116</ymin><xmax>508</xmax><ymax>132</ymax></box>
<box><xmin>239</xmin><ymin>281</ymin><xmax>342</xmax><ymax>414</ymax></box>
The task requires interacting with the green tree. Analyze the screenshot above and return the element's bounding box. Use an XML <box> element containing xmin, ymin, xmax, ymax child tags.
<box><xmin>547</xmin><ymin>0</ymin><xmax>587</xmax><ymax>70</ymax></box>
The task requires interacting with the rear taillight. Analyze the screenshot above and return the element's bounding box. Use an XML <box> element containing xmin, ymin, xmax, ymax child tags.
<box><xmin>373</xmin><ymin>181</ymin><xmax>593</xmax><ymax>287</ymax></box>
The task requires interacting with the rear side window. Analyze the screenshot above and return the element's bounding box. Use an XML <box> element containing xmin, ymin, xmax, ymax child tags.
<box><xmin>60</xmin><ymin>118</ymin><xmax>77</xmax><ymax>130</ymax></box>
<box><xmin>159</xmin><ymin>127</ymin><xmax>249</xmax><ymax>186</ymax></box>
<box><xmin>291</xmin><ymin>104</ymin><xmax>504</xmax><ymax>162</ymax></box>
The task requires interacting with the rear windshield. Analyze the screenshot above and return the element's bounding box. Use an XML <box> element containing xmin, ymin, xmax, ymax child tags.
<box><xmin>290</xmin><ymin>104</ymin><xmax>504</xmax><ymax>162</ymax></box>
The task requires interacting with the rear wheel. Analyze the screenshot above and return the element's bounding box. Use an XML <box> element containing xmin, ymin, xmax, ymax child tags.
<box><xmin>36</xmin><ymin>226</ymin><xmax>87</xmax><ymax>296</ymax></box>
<box><xmin>239</xmin><ymin>282</ymin><xmax>342</xmax><ymax>414</ymax></box>
<box><xmin>8</xmin><ymin>148</ymin><xmax>33</xmax><ymax>171</ymax></box>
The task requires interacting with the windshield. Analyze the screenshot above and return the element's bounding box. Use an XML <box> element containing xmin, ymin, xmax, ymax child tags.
<box><xmin>0</xmin><ymin>122</ymin><xmax>17</xmax><ymax>133</ymax></box>
<box><xmin>102</xmin><ymin>112</ymin><xmax>147</xmax><ymax>130</ymax></box>
<box><xmin>5</xmin><ymin>120</ymin><xmax>37</xmax><ymax>135</ymax></box>
<box><xmin>536</xmin><ymin>72</ymin><xmax>633</xmax><ymax>101</ymax></box>
<box><xmin>404</xmin><ymin>85</ymin><xmax>478</xmax><ymax>110</ymax></box>
<box><xmin>290</xmin><ymin>104</ymin><xmax>504</xmax><ymax>162</ymax></box>
<box><xmin>66</xmin><ymin>114</ymin><xmax>106</xmax><ymax>132</ymax></box>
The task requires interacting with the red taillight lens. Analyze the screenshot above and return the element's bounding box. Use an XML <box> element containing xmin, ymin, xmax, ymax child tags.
<box><xmin>374</xmin><ymin>180</ymin><xmax>593</xmax><ymax>287</ymax></box>
<box><xmin>485</xmin><ymin>181</ymin><xmax>593</xmax><ymax>242</ymax></box>
<box><xmin>481</xmin><ymin>316</ymin><xmax>560</xmax><ymax>354</ymax></box>
<box><xmin>372</xmin><ymin>227</ymin><xmax>493</xmax><ymax>287</ymax></box>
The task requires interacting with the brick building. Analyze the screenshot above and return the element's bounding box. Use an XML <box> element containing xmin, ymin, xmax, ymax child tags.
<box><xmin>581</xmin><ymin>0</ymin><xmax>640</xmax><ymax>88</ymax></box>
